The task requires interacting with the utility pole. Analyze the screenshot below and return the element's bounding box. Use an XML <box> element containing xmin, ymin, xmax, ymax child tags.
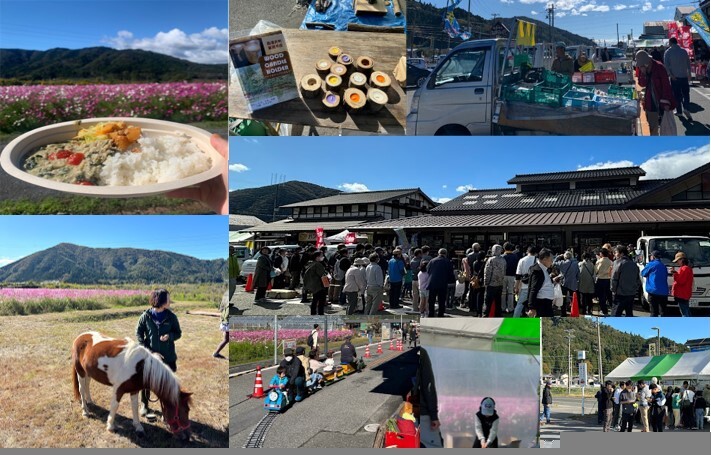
<box><xmin>468</xmin><ymin>0</ymin><xmax>472</xmax><ymax>35</ymax></box>
<box><xmin>652</xmin><ymin>326</ymin><xmax>661</xmax><ymax>356</ymax></box>
<box><xmin>565</xmin><ymin>329</ymin><xmax>575</xmax><ymax>395</ymax></box>
<box><xmin>616</xmin><ymin>23</ymin><xmax>620</xmax><ymax>46</ymax></box>
<box><xmin>597</xmin><ymin>317</ymin><xmax>604</xmax><ymax>383</ymax></box>
<box><xmin>546</xmin><ymin>3</ymin><xmax>555</xmax><ymax>43</ymax></box>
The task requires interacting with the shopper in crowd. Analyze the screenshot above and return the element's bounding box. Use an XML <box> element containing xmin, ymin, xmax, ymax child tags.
<box><xmin>636</xmin><ymin>50</ymin><xmax>676</xmax><ymax>136</ymax></box>
<box><xmin>594</xmin><ymin>248</ymin><xmax>613</xmax><ymax>316</ymax></box>
<box><xmin>502</xmin><ymin>242</ymin><xmax>519</xmax><ymax>314</ymax></box>
<box><xmin>664</xmin><ymin>37</ymin><xmax>693</xmax><ymax>119</ymax></box>
<box><xmin>641</xmin><ymin>250</ymin><xmax>669</xmax><ymax>317</ymax></box>
<box><xmin>551</xmin><ymin>42</ymin><xmax>574</xmax><ymax>76</ymax></box>
<box><xmin>528</xmin><ymin>249</ymin><xmax>556</xmax><ymax>317</ymax></box>
<box><xmin>427</xmin><ymin>249</ymin><xmax>456</xmax><ymax>317</ymax></box>
<box><xmin>671</xmin><ymin>253</ymin><xmax>694</xmax><ymax>317</ymax></box>
<box><xmin>483</xmin><ymin>244</ymin><xmax>506</xmax><ymax>317</ymax></box>
<box><xmin>514</xmin><ymin>246</ymin><xmax>537</xmax><ymax>318</ymax></box>
<box><xmin>611</xmin><ymin>245</ymin><xmax>640</xmax><ymax>317</ymax></box>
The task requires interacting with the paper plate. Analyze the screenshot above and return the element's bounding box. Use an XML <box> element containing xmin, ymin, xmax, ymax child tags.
<box><xmin>1</xmin><ymin>117</ymin><xmax>225</xmax><ymax>197</ymax></box>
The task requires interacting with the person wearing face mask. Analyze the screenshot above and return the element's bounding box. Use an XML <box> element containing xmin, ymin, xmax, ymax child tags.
<box><xmin>279</xmin><ymin>348</ymin><xmax>306</xmax><ymax>402</ymax></box>
<box><xmin>303</xmin><ymin>251</ymin><xmax>329</xmax><ymax>315</ymax></box>
<box><xmin>527</xmin><ymin>249</ymin><xmax>556</xmax><ymax>317</ymax></box>
<box><xmin>473</xmin><ymin>397</ymin><xmax>499</xmax><ymax>448</ymax></box>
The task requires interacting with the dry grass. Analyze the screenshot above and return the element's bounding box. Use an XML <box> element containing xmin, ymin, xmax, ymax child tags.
<box><xmin>0</xmin><ymin>301</ymin><xmax>228</xmax><ymax>448</ymax></box>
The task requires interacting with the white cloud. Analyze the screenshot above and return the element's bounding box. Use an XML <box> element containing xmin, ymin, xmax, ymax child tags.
<box><xmin>433</xmin><ymin>197</ymin><xmax>453</xmax><ymax>204</ymax></box>
<box><xmin>103</xmin><ymin>27</ymin><xmax>228</xmax><ymax>64</ymax></box>
<box><xmin>442</xmin><ymin>185</ymin><xmax>448</xmax><ymax>189</ymax></box>
<box><xmin>501</xmin><ymin>0</ymin><xmax>514</xmax><ymax>3</ymax></box>
<box><xmin>638</xmin><ymin>145</ymin><xmax>709</xmax><ymax>179</ymax></box>
<box><xmin>577</xmin><ymin>145</ymin><xmax>709</xmax><ymax>180</ymax></box>
<box><xmin>456</xmin><ymin>184</ymin><xmax>476</xmax><ymax>192</ymax></box>
<box><xmin>229</xmin><ymin>163</ymin><xmax>250</xmax><ymax>172</ymax></box>
<box><xmin>531</xmin><ymin>10</ymin><xmax>539</xmax><ymax>14</ymax></box>
<box><xmin>339</xmin><ymin>182</ymin><xmax>370</xmax><ymax>192</ymax></box>
<box><xmin>0</xmin><ymin>257</ymin><xmax>18</xmax><ymax>267</ymax></box>
<box><xmin>642</xmin><ymin>1</ymin><xmax>652</xmax><ymax>12</ymax></box>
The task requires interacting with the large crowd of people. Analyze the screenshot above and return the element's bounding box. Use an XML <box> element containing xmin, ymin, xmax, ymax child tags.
<box><xmin>250</xmin><ymin>241</ymin><xmax>695</xmax><ymax>318</ymax></box>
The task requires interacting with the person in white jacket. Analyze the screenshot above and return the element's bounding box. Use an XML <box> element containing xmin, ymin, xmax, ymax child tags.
<box><xmin>344</xmin><ymin>257</ymin><xmax>367</xmax><ymax>314</ymax></box>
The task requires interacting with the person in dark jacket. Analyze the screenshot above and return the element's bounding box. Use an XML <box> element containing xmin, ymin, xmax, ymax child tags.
<box><xmin>288</xmin><ymin>249</ymin><xmax>302</xmax><ymax>290</ymax></box>
<box><xmin>611</xmin><ymin>245</ymin><xmax>641</xmax><ymax>317</ymax></box>
<box><xmin>426</xmin><ymin>248</ymin><xmax>456</xmax><ymax>317</ymax></box>
<box><xmin>469</xmin><ymin>251</ymin><xmax>487</xmax><ymax>316</ymax></box>
<box><xmin>279</xmin><ymin>347</ymin><xmax>306</xmax><ymax>401</ymax></box>
<box><xmin>602</xmin><ymin>381</ymin><xmax>615</xmax><ymax>432</ymax></box>
<box><xmin>418</xmin><ymin>348</ymin><xmax>443</xmax><ymax>448</ymax></box>
<box><xmin>473</xmin><ymin>397</ymin><xmax>500</xmax><ymax>448</ymax></box>
<box><xmin>541</xmin><ymin>381</ymin><xmax>553</xmax><ymax>424</ymax></box>
<box><xmin>300</xmin><ymin>247</ymin><xmax>315</xmax><ymax>302</ymax></box>
<box><xmin>136</xmin><ymin>289</ymin><xmax>182</xmax><ymax>416</ymax></box>
<box><xmin>527</xmin><ymin>249</ymin><xmax>557</xmax><ymax>317</ymax></box>
<box><xmin>253</xmin><ymin>246</ymin><xmax>273</xmax><ymax>303</ymax></box>
<box><xmin>641</xmin><ymin>250</ymin><xmax>669</xmax><ymax>317</ymax></box>
<box><xmin>339</xmin><ymin>336</ymin><xmax>361</xmax><ymax>372</ymax></box>
<box><xmin>303</xmin><ymin>251</ymin><xmax>329</xmax><ymax>315</ymax></box>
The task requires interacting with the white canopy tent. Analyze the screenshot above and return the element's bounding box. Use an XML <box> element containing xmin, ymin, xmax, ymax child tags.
<box><xmin>420</xmin><ymin>319</ymin><xmax>540</xmax><ymax>448</ymax></box>
<box><xmin>606</xmin><ymin>351</ymin><xmax>710</xmax><ymax>384</ymax></box>
<box><xmin>323</xmin><ymin>230</ymin><xmax>368</xmax><ymax>244</ymax></box>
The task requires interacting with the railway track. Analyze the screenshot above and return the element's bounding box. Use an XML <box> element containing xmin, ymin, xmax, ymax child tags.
<box><xmin>243</xmin><ymin>412</ymin><xmax>279</xmax><ymax>448</ymax></box>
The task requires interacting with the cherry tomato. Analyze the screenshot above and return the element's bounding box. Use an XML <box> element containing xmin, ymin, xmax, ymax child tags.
<box><xmin>48</xmin><ymin>150</ymin><xmax>72</xmax><ymax>160</ymax></box>
<box><xmin>66</xmin><ymin>153</ymin><xmax>84</xmax><ymax>165</ymax></box>
<box><xmin>76</xmin><ymin>181</ymin><xmax>94</xmax><ymax>186</ymax></box>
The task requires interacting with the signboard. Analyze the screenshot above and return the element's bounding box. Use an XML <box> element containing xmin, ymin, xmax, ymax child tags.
<box><xmin>315</xmin><ymin>227</ymin><xmax>325</xmax><ymax>248</ymax></box>
<box><xmin>299</xmin><ymin>232</ymin><xmax>317</xmax><ymax>242</ymax></box>
<box><xmin>578</xmin><ymin>362</ymin><xmax>588</xmax><ymax>385</ymax></box>
<box><xmin>381</xmin><ymin>322</ymin><xmax>391</xmax><ymax>341</ymax></box>
<box><xmin>668</xmin><ymin>22</ymin><xmax>695</xmax><ymax>59</ymax></box>
<box><xmin>649</xmin><ymin>342</ymin><xmax>657</xmax><ymax>357</ymax></box>
<box><xmin>690</xmin><ymin>345</ymin><xmax>710</xmax><ymax>352</ymax></box>
<box><xmin>577</xmin><ymin>350</ymin><xmax>586</xmax><ymax>360</ymax></box>
<box><xmin>283</xmin><ymin>339</ymin><xmax>297</xmax><ymax>355</ymax></box>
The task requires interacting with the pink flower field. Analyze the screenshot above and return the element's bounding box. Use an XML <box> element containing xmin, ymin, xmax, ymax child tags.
<box><xmin>0</xmin><ymin>82</ymin><xmax>227</xmax><ymax>133</ymax></box>
<box><xmin>0</xmin><ymin>288</ymin><xmax>149</xmax><ymax>302</ymax></box>
<box><xmin>230</xmin><ymin>329</ymin><xmax>355</xmax><ymax>344</ymax></box>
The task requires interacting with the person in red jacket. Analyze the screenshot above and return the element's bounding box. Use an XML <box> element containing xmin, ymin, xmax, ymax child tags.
<box><xmin>636</xmin><ymin>50</ymin><xmax>676</xmax><ymax>136</ymax></box>
<box><xmin>671</xmin><ymin>252</ymin><xmax>693</xmax><ymax>317</ymax></box>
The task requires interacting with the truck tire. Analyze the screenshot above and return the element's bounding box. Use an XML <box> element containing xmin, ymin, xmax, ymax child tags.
<box><xmin>435</xmin><ymin>125</ymin><xmax>470</xmax><ymax>136</ymax></box>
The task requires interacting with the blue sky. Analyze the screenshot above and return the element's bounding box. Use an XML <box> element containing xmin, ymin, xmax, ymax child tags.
<box><xmin>0</xmin><ymin>216</ymin><xmax>227</xmax><ymax>266</ymax></box>
<box><xmin>425</xmin><ymin>0</ymin><xmax>697</xmax><ymax>45</ymax></box>
<box><xmin>228</xmin><ymin>136</ymin><xmax>709</xmax><ymax>203</ymax></box>
<box><xmin>597</xmin><ymin>317</ymin><xmax>710</xmax><ymax>344</ymax></box>
<box><xmin>0</xmin><ymin>0</ymin><xmax>227</xmax><ymax>63</ymax></box>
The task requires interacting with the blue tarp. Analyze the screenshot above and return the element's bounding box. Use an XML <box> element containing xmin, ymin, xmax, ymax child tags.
<box><xmin>301</xmin><ymin>0</ymin><xmax>405</xmax><ymax>32</ymax></box>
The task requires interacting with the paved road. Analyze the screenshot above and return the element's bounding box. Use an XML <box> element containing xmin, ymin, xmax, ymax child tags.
<box><xmin>539</xmin><ymin>396</ymin><xmax>699</xmax><ymax>448</ymax></box>
<box><xmin>229</xmin><ymin>345</ymin><xmax>418</xmax><ymax>448</ymax></box>
<box><xmin>230</xmin><ymin>0</ymin><xmax>307</xmax><ymax>37</ymax></box>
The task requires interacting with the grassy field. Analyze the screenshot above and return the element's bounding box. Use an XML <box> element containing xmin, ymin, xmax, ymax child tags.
<box><xmin>0</xmin><ymin>301</ymin><xmax>228</xmax><ymax>448</ymax></box>
<box><xmin>550</xmin><ymin>387</ymin><xmax>597</xmax><ymax>398</ymax></box>
<box><xmin>229</xmin><ymin>336</ymin><xmax>369</xmax><ymax>368</ymax></box>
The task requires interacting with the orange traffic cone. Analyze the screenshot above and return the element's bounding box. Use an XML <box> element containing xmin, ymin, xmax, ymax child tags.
<box><xmin>245</xmin><ymin>274</ymin><xmax>254</xmax><ymax>293</ymax></box>
<box><xmin>377</xmin><ymin>343</ymin><xmax>383</xmax><ymax>355</ymax></box>
<box><xmin>389</xmin><ymin>339</ymin><xmax>395</xmax><ymax>350</ymax></box>
<box><xmin>364</xmin><ymin>345</ymin><xmax>371</xmax><ymax>358</ymax></box>
<box><xmin>398</xmin><ymin>340</ymin><xmax>403</xmax><ymax>351</ymax></box>
<box><xmin>570</xmin><ymin>292</ymin><xmax>580</xmax><ymax>318</ymax></box>
<box><xmin>249</xmin><ymin>366</ymin><xmax>265</xmax><ymax>398</ymax></box>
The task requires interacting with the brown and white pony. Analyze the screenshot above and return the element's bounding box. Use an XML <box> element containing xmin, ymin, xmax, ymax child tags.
<box><xmin>72</xmin><ymin>331</ymin><xmax>192</xmax><ymax>440</ymax></box>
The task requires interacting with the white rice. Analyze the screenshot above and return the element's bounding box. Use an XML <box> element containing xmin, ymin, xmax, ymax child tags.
<box><xmin>99</xmin><ymin>133</ymin><xmax>212</xmax><ymax>186</ymax></box>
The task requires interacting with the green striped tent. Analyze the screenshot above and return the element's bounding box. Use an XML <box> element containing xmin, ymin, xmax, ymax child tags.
<box><xmin>420</xmin><ymin>318</ymin><xmax>540</xmax><ymax>356</ymax></box>
<box><xmin>606</xmin><ymin>351</ymin><xmax>710</xmax><ymax>382</ymax></box>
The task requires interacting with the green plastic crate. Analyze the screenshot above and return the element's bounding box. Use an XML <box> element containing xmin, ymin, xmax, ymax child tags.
<box><xmin>607</xmin><ymin>85</ymin><xmax>636</xmax><ymax>100</ymax></box>
<box><xmin>542</xmin><ymin>69</ymin><xmax>573</xmax><ymax>88</ymax></box>
<box><xmin>502</xmin><ymin>84</ymin><xmax>534</xmax><ymax>103</ymax></box>
<box><xmin>533</xmin><ymin>81</ymin><xmax>571</xmax><ymax>107</ymax></box>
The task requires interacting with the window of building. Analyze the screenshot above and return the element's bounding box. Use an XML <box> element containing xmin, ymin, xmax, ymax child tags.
<box><xmin>671</xmin><ymin>183</ymin><xmax>710</xmax><ymax>201</ymax></box>
<box><xmin>463</xmin><ymin>201</ymin><xmax>478</xmax><ymax>205</ymax></box>
<box><xmin>482</xmin><ymin>194</ymin><xmax>498</xmax><ymax>199</ymax></box>
<box><xmin>464</xmin><ymin>195</ymin><xmax>479</xmax><ymax>199</ymax></box>
<box><xmin>358</xmin><ymin>204</ymin><xmax>367</xmax><ymax>213</ymax></box>
<box><xmin>314</xmin><ymin>207</ymin><xmax>322</xmax><ymax>215</ymax></box>
<box><xmin>343</xmin><ymin>205</ymin><xmax>351</xmax><ymax>213</ymax></box>
<box><xmin>502</xmin><ymin>193</ymin><xmax>523</xmax><ymax>198</ymax></box>
<box><xmin>328</xmin><ymin>206</ymin><xmax>336</xmax><ymax>214</ymax></box>
<box><xmin>483</xmin><ymin>200</ymin><xmax>497</xmax><ymax>204</ymax></box>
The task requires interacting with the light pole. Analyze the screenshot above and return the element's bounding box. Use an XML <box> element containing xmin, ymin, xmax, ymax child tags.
<box><xmin>565</xmin><ymin>329</ymin><xmax>575</xmax><ymax>395</ymax></box>
<box><xmin>652</xmin><ymin>326</ymin><xmax>661</xmax><ymax>356</ymax></box>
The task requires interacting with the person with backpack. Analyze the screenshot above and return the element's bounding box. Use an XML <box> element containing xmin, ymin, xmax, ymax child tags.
<box><xmin>307</xmin><ymin>324</ymin><xmax>320</xmax><ymax>356</ymax></box>
<box><xmin>650</xmin><ymin>383</ymin><xmax>667</xmax><ymax>432</ymax></box>
<box><xmin>514</xmin><ymin>246</ymin><xmax>537</xmax><ymax>318</ymax></box>
<box><xmin>303</xmin><ymin>251</ymin><xmax>329</xmax><ymax>315</ymax></box>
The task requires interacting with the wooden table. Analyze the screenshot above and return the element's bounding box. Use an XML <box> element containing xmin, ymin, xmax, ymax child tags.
<box><xmin>229</xmin><ymin>29</ymin><xmax>406</xmax><ymax>134</ymax></box>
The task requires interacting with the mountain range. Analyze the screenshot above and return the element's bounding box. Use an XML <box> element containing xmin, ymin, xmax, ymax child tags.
<box><xmin>542</xmin><ymin>318</ymin><xmax>689</xmax><ymax>378</ymax></box>
<box><xmin>229</xmin><ymin>181</ymin><xmax>341</xmax><ymax>222</ymax></box>
<box><xmin>0</xmin><ymin>47</ymin><xmax>226</xmax><ymax>82</ymax></box>
<box><xmin>0</xmin><ymin>243</ymin><xmax>226</xmax><ymax>284</ymax></box>
<box><xmin>407</xmin><ymin>0</ymin><xmax>596</xmax><ymax>52</ymax></box>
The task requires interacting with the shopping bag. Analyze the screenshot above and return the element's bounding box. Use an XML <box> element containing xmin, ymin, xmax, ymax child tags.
<box><xmin>660</xmin><ymin>111</ymin><xmax>677</xmax><ymax>136</ymax></box>
<box><xmin>455</xmin><ymin>281</ymin><xmax>465</xmax><ymax>298</ymax></box>
<box><xmin>579</xmin><ymin>61</ymin><xmax>594</xmax><ymax>72</ymax></box>
<box><xmin>553</xmin><ymin>284</ymin><xmax>564</xmax><ymax>308</ymax></box>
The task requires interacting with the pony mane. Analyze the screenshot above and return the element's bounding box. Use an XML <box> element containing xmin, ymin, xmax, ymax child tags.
<box><xmin>122</xmin><ymin>339</ymin><xmax>181</xmax><ymax>406</ymax></box>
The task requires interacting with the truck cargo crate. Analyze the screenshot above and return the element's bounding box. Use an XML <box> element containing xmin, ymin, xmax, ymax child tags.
<box><xmin>606</xmin><ymin>85</ymin><xmax>636</xmax><ymax>100</ymax></box>
<box><xmin>562</xmin><ymin>90</ymin><xmax>596</xmax><ymax>111</ymax></box>
<box><xmin>594</xmin><ymin>70</ymin><xmax>616</xmax><ymax>84</ymax></box>
<box><xmin>542</xmin><ymin>69</ymin><xmax>573</xmax><ymax>88</ymax></box>
<box><xmin>502</xmin><ymin>84</ymin><xmax>534</xmax><ymax>103</ymax></box>
<box><xmin>594</xmin><ymin>94</ymin><xmax>639</xmax><ymax>119</ymax></box>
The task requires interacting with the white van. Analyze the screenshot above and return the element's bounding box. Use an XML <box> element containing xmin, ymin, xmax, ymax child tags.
<box><xmin>240</xmin><ymin>244</ymin><xmax>301</xmax><ymax>278</ymax></box>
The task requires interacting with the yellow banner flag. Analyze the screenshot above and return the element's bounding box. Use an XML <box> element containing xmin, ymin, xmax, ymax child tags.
<box><xmin>516</xmin><ymin>20</ymin><xmax>536</xmax><ymax>46</ymax></box>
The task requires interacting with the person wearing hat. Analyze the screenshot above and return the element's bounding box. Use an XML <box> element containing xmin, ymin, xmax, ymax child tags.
<box><xmin>343</xmin><ymin>257</ymin><xmax>367</xmax><ymax>315</ymax></box>
<box><xmin>426</xmin><ymin>248</ymin><xmax>457</xmax><ymax>317</ymax></box>
<box><xmin>671</xmin><ymin>252</ymin><xmax>693</xmax><ymax>316</ymax></box>
<box><xmin>573</xmin><ymin>51</ymin><xmax>595</xmax><ymax>73</ymax></box>
<box><xmin>339</xmin><ymin>335</ymin><xmax>361</xmax><ymax>372</ymax></box>
<box><xmin>636</xmin><ymin>50</ymin><xmax>676</xmax><ymax>136</ymax></box>
<box><xmin>473</xmin><ymin>397</ymin><xmax>499</xmax><ymax>448</ymax></box>
<box><xmin>551</xmin><ymin>42</ymin><xmax>574</xmax><ymax>76</ymax></box>
<box><xmin>641</xmin><ymin>250</ymin><xmax>670</xmax><ymax>317</ymax></box>
<box><xmin>253</xmin><ymin>245</ymin><xmax>273</xmax><ymax>303</ymax></box>
<box><xmin>541</xmin><ymin>381</ymin><xmax>553</xmax><ymax>425</ymax></box>
<box><xmin>279</xmin><ymin>347</ymin><xmax>306</xmax><ymax>402</ymax></box>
